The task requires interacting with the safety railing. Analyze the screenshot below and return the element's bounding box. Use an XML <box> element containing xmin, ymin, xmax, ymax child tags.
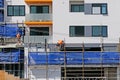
<box><xmin>25</xmin><ymin>13</ymin><xmax>52</xmax><ymax>22</ymax></box>
<box><xmin>61</xmin><ymin>77</ymin><xmax>107</xmax><ymax>80</ymax></box>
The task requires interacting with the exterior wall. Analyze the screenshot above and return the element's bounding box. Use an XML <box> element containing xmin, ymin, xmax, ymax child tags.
<box><xmin>117</xmin><ymin>67</ymin><xmax>120</xmax><ymax>80</ymax></box>
<box><xmin>53</xmin><ymin>0</ymin><xmax>120</xmax><ymax>44</ymax></box>
<box><xmin>29</xmin><ymin>67</ymin><xmax>61</xmax><ymax>80</ymax></box>
<box><xmin>1</xmin><ymin>0</ymin><xmax>120</xmax><ymax>79</ymax></box>
<box><xmin>4</xmin><ymin>0</ymin><xmax>25</xmax><ymax>23</ymax></box>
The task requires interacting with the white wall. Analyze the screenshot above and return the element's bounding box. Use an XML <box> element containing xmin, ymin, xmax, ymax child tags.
<box><xmin>4</xmin><ymin>0</ymin><xmax>26</xmax><ymax>23</ymax></box>
<box><xmin>53</xmin><ymin>0</ymin><xmax>120</xmax><ymax>44</ymax></box>
<box><xmin>29</xmin><ymin>67</ymin><xmax>61</xmax><ymax>80</ymax></box>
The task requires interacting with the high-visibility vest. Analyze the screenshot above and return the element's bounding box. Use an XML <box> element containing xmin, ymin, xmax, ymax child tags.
<box><xmin>16</xmin><ymin>33</ymin><xmax>21</xmax><ymax>39</ymax></box>
<box><xmin>57</xmin><ymin>40</ymin><xmax>64</xmax><ymax>45</ymax></box>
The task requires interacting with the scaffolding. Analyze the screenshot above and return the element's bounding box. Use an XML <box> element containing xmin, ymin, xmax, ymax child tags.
<box><xmin>27</xmin><ymin>41</ymin><xmax>120</xmax><ymax>80</ymax></box>
<box><xmin>0</xmin><ymin>22</ymin><xmax>25</xmax><ymax>80</ymax></box>
<box><xmin>26</xmin><ymin>28</ymin><xmax>120</xmax><ymax>80</ymax></box>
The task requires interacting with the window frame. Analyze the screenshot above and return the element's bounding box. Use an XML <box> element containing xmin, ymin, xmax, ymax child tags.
<box><xmin>30</xmin><ymin>5</ymin><xmax>49</xmax><ymax>13</ymax></box>
<box><xmin>69</xmin><ymin>26</ymin><xmax>84</xmax><ymax>37</ymax></box>
<box><xmin>70</xmin><ymin>4</ymin><xmax>84</xmax><ymax>12</ymax></box>
<box><xmin>92</xmin><ymin>3</ymin><xmax>107</xmax><ymax>15</ymax></box>
<box><xmin>30</xmin><ymin>27</ymin><xmax>49</xmax><ymax>36</ymax></box>
<box><xmin>92</xmin><ymin>26</ymin><xmax>108</xmax><ymax>37</ymax></box>
<box><xmin>7</xmin><ymin>5</ymin><xmax>25</xmax><ymax>16</ymax></box>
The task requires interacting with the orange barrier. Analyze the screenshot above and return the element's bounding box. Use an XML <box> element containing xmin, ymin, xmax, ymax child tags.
<box><xmin>0</xmin><ymin>70</ymin><xmax>20</xmax><ymax>80</ymax></box>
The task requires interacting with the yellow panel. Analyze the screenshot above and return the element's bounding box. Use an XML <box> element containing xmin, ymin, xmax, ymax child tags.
<box><xmin>24</xmin><ymin>21</ymin><xmax>53</xmax><ymax>25</ymax></box>
<box><xmin>25</xmin><ymin>0</ymin><xmax>52</xmax><ymax>4</ymax></box>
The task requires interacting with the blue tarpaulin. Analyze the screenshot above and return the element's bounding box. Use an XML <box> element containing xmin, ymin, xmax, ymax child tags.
<box><xmin>28</xmin><ymin>52</ymin><xmax>120</xmax><ymax>65</ymax></box>
<box><xmin>0</xmin><ymin>49</ymin><xmax>24</xmax><ymax>63</ymax></box>
<box><xmin>0</xmin><ymin>52</ymin><xmax>20</xmax><ymax>62</ymax></box>
<box><xmin>0</xmin><ymin>24</ymin><xmax>24</xmax><ymax>37</ymax></box>
<box><xmin>0</xmin><ymin>0</ymin><xmax>4</xmax><ymax>7</ymax></box>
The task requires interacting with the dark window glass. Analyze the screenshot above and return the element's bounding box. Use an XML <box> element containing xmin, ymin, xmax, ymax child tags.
<box><xmin>13</xmin><ymin>6</ymin><xmax>19</xmax><ymax>16</ymax></box>
<box><xmin>30</xmin><ymin>6</ymin><xmax>49</xmax><ymax>13</ymax></box>
<box><xmin>30</xmin><ymin>27</ymin><xmax>49</xmax><ymax>36</ymax></box>
<box><xmin>70</xmin><ymin>26</ymin><xmax>84</xmax><ymax>37</ymax></box>
<box><xmin>92</xmin><ymin>26</ymin><xmax>107</xmax><ymax>37</ymax></box>
<box><xmin>20</xmin><ymin>6</ymin><xmax>25</xmax><ymax>16</ymax></box>
<box><xmin>7</xmin><ymin>6</ymin><xmax>13</xmax><ymax>16</ymax></box>
<box><xmin>7</xmin><ymin>5</ymin><xmax>25</xmax><ymax>16</ymax></box>
<box><xmin>101</xmin><ymin>4</ymin><xmax>107</xmax><ymax>14</ymax></box>
<box><xmin>102</xmin><ymin>26</ymin><xmax>107</xmax><ymax>37</ymax></box>
<box><xmin>71</xmin><ymin>4</ymin><xmax>84</xmax><ymax>12</ymax></box>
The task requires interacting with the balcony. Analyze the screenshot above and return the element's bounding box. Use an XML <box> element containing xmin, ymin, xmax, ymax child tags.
<box><xmin>0</xmin><ymin>38</ymin><xmax>17</xmax><ymax>45</ymax></box>
<box><xmin>25</xmin><ymin>14</ymin><xmax>52</xmax><ymax>25</ymax></box>
<box><xmin>24</xmin><ymin>36</ymin><xmax>52</xmax><ymax>43</ymax></box>
<box><xmin>25</xmin><ymin>0</ymin><xmax>52</xmax><ymax>4</ymax></box>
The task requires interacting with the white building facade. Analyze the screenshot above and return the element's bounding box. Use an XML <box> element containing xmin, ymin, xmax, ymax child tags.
<box><xmin>0</xmin><ymin>0</ymin><xmax>120</xmax><ymax>80</ymax></box>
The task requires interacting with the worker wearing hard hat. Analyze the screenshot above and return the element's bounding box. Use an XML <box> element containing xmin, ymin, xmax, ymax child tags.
<box><xmin>56</xmin><ymin>40</ymin><xmax>65</xmax><ymax>51</ymax></box>
<box><xmin>16</xmin><ymin>32</ymin><xmax>21</xmax><ymax>44</ymax></box>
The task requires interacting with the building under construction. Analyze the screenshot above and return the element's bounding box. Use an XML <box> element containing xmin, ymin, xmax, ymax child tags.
<box><xmin>0</xmin><ymin>0</ymin><xmax>120</xmax><ymax>80</ymax></box>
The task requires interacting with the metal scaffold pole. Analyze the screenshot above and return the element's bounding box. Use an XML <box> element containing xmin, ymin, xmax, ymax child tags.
<box><xmin>82</xmin><ymin>42</ymin><xmax>84</xmax><ymax>80</ymax></box>
<box><xmin>100</xmin><ymin>37</ymin><xmax>103</xmax><ymax>79</ymax></box>
<box><xmin>64</xmin><ymin>39</ymin><xmax>67</xmax><ymax>80</ymax></box>
<box><xmin>45</xmin><ymin>38</ymin><xmax>49</xmax><ymax>80</ymax></box>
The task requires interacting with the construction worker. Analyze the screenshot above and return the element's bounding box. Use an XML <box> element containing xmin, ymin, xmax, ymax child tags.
<box><xmin>56</xmin><ymin>40</ymin><xmax>65</xmax><ymax>51</ymax></box>
<box><xmin>16</xmin><ymin>32</ymin><xmax>21</xmax><ymax>44</ymax></box>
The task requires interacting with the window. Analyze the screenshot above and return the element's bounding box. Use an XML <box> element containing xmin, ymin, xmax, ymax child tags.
<box><xmin>30</xmin><ymin>27</ymin><xmax>49</xmax><ymax>36</ymax></box>
<box><xmin>92</xmin><ymin>4</ymin><xmax>107</xmax><ymax>15</ymax></box>
<box><xmin>30</xmin><ymin>6</ymin><xmax>49</xmax><ymax>13</ymax></box>
<box><xmin>71</xmin><ymin>4</ymin><xmax>84</xmax><ymax>12</ymax></box>
<box><xmin>70</xmin><ymin>1</ymin><xmax>84</xmax><ymax>12</ymax></box>
<box><xmin>92</xmin><ymin>26</ymin><xmax>107</xmax><ymax>37</ymax></box>
<box><xmin>7</xmin><ymin>5</ymin><xmax>25</xmax><ymax>16</ymax></box>
<box><xmin>70</xmin><ymin>26</ymin><xmax>84</xmax><ymax>37</ymax></box>
<box><xmin>69</xmin><ymin>25</ymin><xmax>108</xmax><ymax>37</ymax></box>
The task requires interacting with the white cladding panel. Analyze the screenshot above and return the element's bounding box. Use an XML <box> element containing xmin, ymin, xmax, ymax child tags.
<box><xmin>29</xmin><ymin>67</ymin><xmax>61</xmax><ymax>80</ymax></box>
<box><xmin>53</xmin><ymin>0</ymin><xmax>120</xmax><ymax>43</ymax></box>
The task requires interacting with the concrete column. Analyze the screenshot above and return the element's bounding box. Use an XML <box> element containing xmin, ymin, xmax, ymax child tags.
<box><xmin>117</xmin><ymin>67</ymin><xmax>120</xmax><ymax>80</ymax></box>
<box><xmin>24</xmin><ymin>47</ymin><xmax>29</xmax><ymax>79</ymax></box>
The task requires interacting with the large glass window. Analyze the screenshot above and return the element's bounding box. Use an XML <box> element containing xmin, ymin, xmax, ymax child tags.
<box><xmin>92</xmin><ymin>4</ymin><xmax>107</xmax><ymax>15</ymax></box>
<box><xmin>70</xmin><ymin>26</ymin><xmax>84</xmax><ymax>37</ymax></box>
<box><xmin>92</xmin><ymin>26</ymin><xmax>107</xmax><ymax>37</ymax></box>
<box><xmin>30</xmin><ymin>6</ymin><xmax>49</xmax><ymax>13</ymax></box>
<box><xmin>71</xmin><ymin>4</ymin><xmax>84</xmax><ymax>12</ymax></box>
<box><xmin>69</xmin><ymin>26</ymin><xmax>107</xmax><ymax>37</ymax></box>
<box><xmin>7</xmin><ymin>5</ymin><xmax>25</xmax><ymax>16</ymax></box>
<box><xmin>30</xmin><ymin>27</ymin><xmax>49</xmax><ymax>36</ymax></box>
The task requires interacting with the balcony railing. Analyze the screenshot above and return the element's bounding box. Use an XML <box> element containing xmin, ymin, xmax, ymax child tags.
<box><xmin>25</xmin><ymin>14</ymin><xmax>52</xmax><ymax>22</ymax></box>
<box><xmin>61</xmin><ymin>77</ymin><xmax>107</xmax><ymax>80</ymax></box>
<box><xmin>24</xmin><ymin>36</ymin><xmax>52</xmax><ymax>43</ymax></box>
<box><xmin>0</xmin><ymin>38</ymin><xmax>17</xmax><ymax>45</ymax></box>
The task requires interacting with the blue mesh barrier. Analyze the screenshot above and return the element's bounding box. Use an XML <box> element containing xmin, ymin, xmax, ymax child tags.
<box><xmin>29</xmin><ymin>52</ymin><xmax>120</xmax><ymax>65</ymax></box>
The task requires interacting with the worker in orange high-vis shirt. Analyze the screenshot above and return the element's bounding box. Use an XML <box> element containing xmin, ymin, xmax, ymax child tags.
<box><xmin>56</xmin><ymin>40</ymin><xmax>65</xmax><ymax>51</ymax></box>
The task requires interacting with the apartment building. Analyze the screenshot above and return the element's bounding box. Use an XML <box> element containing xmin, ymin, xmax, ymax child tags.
<box><xmin>0</xmin><ymin>0</ymin><xmax>120</xmax><ymax>80</ymax></box>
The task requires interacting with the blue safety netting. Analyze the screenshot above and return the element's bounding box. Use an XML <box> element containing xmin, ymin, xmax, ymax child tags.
<box><xmin>0</xmin><ymin>0</ymin><xmax>4</xmax><ymax>8</ymax></box>
<box><xmin>0</xmin><ymin>11</ymin><xmax>4</xmax><ymax>22</ymax></box>
<box><xmin>0</xmin><ymin>49</ymin><xmax>24</xmax><ymax>63</ymax></box>
<box><xmin>0</xmin><ymin>24</ymin><xmax>24</xmax><ymax>37</ymax></box>
<box><xmin>28</xmin><ymin>52</ymin><xmax>120</xmax><ymax>65</ymax></box>
<box><xmin>0</xmin><ymin>52</ymin><xmax>20</xmax><ymax>62</ymax></box>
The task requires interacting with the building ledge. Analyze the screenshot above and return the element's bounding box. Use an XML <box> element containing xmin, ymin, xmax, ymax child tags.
<box><xmin>25</xmin><ymin>0</ymin><xmax>52</xmax><ymax>4</ymax></box>
<box><xmin>24</xmin><ymin>21</ymin><xmax>53</xmax><ymax>25</ymax></box>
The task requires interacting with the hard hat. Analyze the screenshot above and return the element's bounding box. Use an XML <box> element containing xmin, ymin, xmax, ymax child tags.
<box><xmin>57</xmin><ymin>40</ymin><xmax>64</xmax><ymax>45</ymax></box>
